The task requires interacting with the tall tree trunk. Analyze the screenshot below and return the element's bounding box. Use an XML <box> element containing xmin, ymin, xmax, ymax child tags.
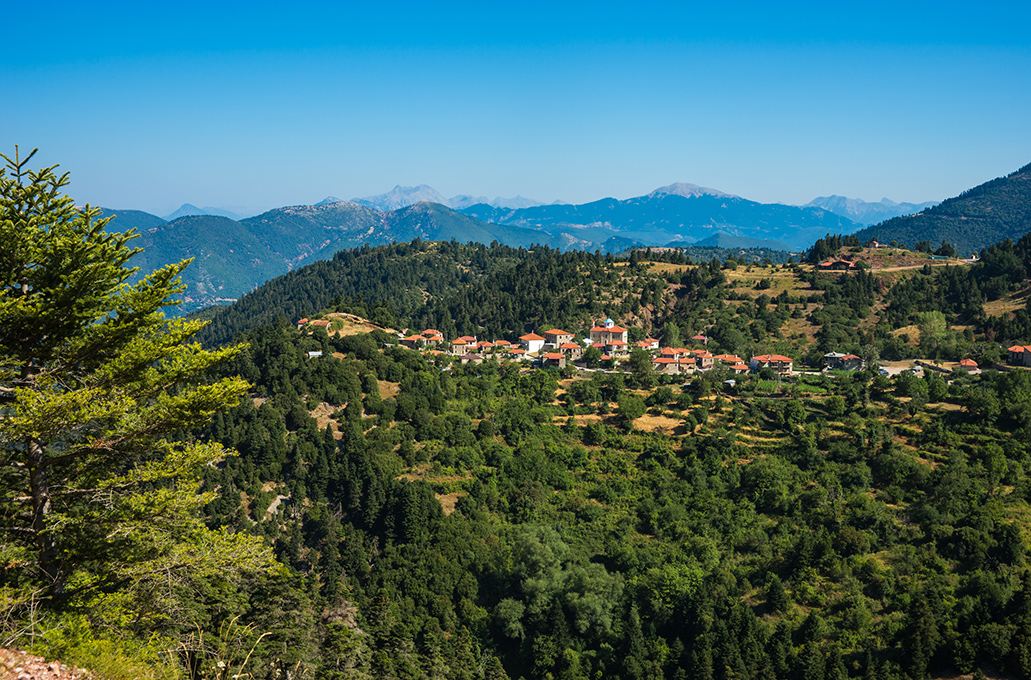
<box><xmin>27</xmin><ymin>436</ymin><xmax>61</xmax><ymax>592</ymax></box>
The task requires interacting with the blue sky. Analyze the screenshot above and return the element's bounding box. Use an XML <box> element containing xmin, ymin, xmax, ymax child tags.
<box><xmin>4</xmin><ymin>1</ymin><xmax>1030</xmax><ymax>216</ymax></box>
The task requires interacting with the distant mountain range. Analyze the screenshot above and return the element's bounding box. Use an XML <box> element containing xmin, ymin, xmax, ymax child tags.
<box><xmin>853</xmin><ymin>161</ymin><xmax>1031</xmax><ymax>257</ymax></box>
<box><xmin>100</xmin><ymin>168</ymin><xmax>1031</xmax><ymax>316</ymax></box>
<box><xmin>804</xmin><ymin>195</ymin><xmax>938</xmax><ymax>226</ymax></box>
<box><xmin>103</xmin><ymin>200</ymin><xmax>639</xmax><ymax>314</ymax></box>
<box><xmin>347</xmin><ymin>185</ymin><xmax>543</xmax><ymax>212</ymax></box>
<box><xmin>458</xmin><ymin>188</ymin><xmax>855</xmax><ymax>251</ymax></box>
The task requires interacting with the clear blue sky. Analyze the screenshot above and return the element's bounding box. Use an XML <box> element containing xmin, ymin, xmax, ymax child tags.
<box><xmin>4</xmin><ymin>1</ymin><xmax>1030</xmax><ymax>216</ymax></box>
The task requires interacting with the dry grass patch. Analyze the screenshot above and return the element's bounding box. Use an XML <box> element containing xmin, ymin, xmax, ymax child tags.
<box><xmin>646</xmin><ymin>262</ymin><xmax>693</xmax><ymax>275</ymax></box>
<box><xmin>398</xmin><ymin>463</ymin><xmax>433</xmax><ymax>482</ymax></box>
<box><xmin>634</xmin><ymin>414</ymin><xmax>687</xmax><ymax>435</ymax></box>
<box><xmin>324</xmin><ymin>312</ymin><xmax>397</xmax><ymax>336</ymax></box>
<box><xmin>436</xmin><ymin>491</ymin><xmax>465</xmax><ymax>516</ymax></box>
<box><xmin>378</xmin><ymin>380</ymin><xmax>400</xmax><ymax>399</ymax></box>
<box><xmin>309</xmin><ymin>401</ymin><xmax>342</xmax><ymax>437</ymax></box>
<box><xmin>984</xmin><ymin>285</ymin><xmax>1031</xmax><ymax>318</ymax></box>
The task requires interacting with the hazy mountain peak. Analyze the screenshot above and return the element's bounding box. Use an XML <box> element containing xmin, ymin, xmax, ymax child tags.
<box><xmin>163</xmin><ymin>203</ymin><xmax>245</xmax><ymax>221</ymax></box>
<box><xmin>648</xmin><ymin>182</ymin><xmax>736</xmax><ymax>200</ymax></box>
<box><xmin>805</xmin><ymin>195</ymin><xmax>938</xmax><ymax>226</ymax></box>
<box><xmin>353</xmin><ymin>185</ymin><xmax>449</xmax><ymax>211</ymax></box>
<box><xmin>315</xmin><ymin>196</ymin><xmax>345</xmax><ymax>206</ymax></box>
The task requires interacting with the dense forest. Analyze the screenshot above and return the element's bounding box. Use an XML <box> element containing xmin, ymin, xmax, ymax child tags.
<box><xmin>183</xmin><ymin>315</ymin><xmax>1031</xmax><ymax>679</ymax></box>
<box><xmin>6</xmin><ymin>160</ymin><xmax>1031</xmax><ymax>680</ymax></box>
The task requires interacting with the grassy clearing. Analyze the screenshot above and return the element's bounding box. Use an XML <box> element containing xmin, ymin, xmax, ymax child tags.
<box><xmin>983</xmin><ymin>284</ymin><xmax>1031</xmax><ymax>318</ymax></box>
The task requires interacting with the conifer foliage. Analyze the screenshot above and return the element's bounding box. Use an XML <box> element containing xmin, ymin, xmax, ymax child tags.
<box><xmin>0</xmin><ymin>148</ymin><xmax>272</xmax><ymax>618</ymax></box>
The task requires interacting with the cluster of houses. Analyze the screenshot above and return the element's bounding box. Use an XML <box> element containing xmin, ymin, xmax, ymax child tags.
<box><xmin>390</xmin><ymin>318</ymin><xmax>803</xmax><ymax>376</ymax></box>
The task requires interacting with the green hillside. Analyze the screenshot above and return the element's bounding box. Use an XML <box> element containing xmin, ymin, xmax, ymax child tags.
<box><xmin>98</xmin><ymin>206</ymin><xmax>167</xmax><ymax>233</ymax></box>
<box><xmin>854</xmin><ymin>161</ymin><xmax>1031</xmax><ymax>256</ymax></box>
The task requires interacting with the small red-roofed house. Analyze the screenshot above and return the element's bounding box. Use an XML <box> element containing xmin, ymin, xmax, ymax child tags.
<box><xmin>751</xmin><ymin>354</ymin><xmax>794</xmax><ymax>374</ymax></box>
<box><xmin>460</xmin><ymin>353</ymin><xmax>484</xmax><ymax>365</ymax></box>
<box><xmin>729</xmin><ymin>363</ymin><xmax>750</xmax><ymax>374</ymax></box>
<box><xmin>475</xmin><ymin>340</ymin><xmax>495</xmax><ymax>353</ymax></box>
<box><xmin>679</xmin><ymin>357</ymin><xmax>698</xmax><ymax>372</ymax></box>
<box><xmin>818</xmin><ymin>259</ymin><xmax>858</xmax><ymax>271</ymax></box>
<box><xmin>958</xmin><ymin>358</ymin><xmax>980</xmax><ymax>374</ymax></box>
<box><xmin>606</xmin><ymin>339</ymin><xmax>628</xmax><ymax>357</ymax></box>
<box><xmin>519</xmin><ymin>333</ymin><xmax>546</xmax><ymax>353</ymax></box>
<box><xmin>660</xmin><ymin>347</ymin><xmax>684</xmax><ymax>359</ymax></box>
<box><xmin>424</xmin><ymin>334</ymin><xmax>444</xmax><ymax>347</ymax></box>
<box><xmin>508</xmin><ymin>348</ymin><xmax>528</xmax><ymax>360</ymax></box>
<box><xmin>1008</xmin><ymin>345</ymin><xmax>1031</xmax><ymax>367</ymax></box>
<box><xmin>421</xmin><ymin>329</ymin><xmax>440</xmax><ymax>337</ymax></box>
<box><xmin>559</xmin><ymin>342</ymin><xmax>583</xmax><ymax>360</ymax></box>
<box><xmin>542</xmin><ymin>352</ymin><xmax>566</xmax><ymax>369</ymax></box>
<box><xmin>450</xmin><ymin>338</ymin><xmax>470</xmax><ymax>355</ymax></box>
<box><xmin>696</xmin><ymin>352</ymin><xmax>715</xmax><ymax>370</ymax></box>
<box><xmin>691</xmin><ymin>334</ymin><xmax>708</xmax><ymax>345</ymax></box>
<box><xmin>714</xmin><ymin>354</ymin><xmax>743</xmax><ymax>365</ymax></box>
<box><xmin>401</xmin><ymin>334</ymin><xmax>426</xmax><ymax>349</ymax></box>
<box><xmin>841</xmin><ymin>354</ymin><xmax>864</xmax><ymax>371</ymax></box>
<box><xmin>297</xmin><ymin>318</ymin><xmax>309</xmax><ymax>329</ymax></box>
<box><xmin>652</xmin><ymin>357</ymin><xmax>680</xmax><ymax>375</ymax></box>
<box><xmin>543</xmin><ymin>329</ymin><xmax>574</xmax><ymax>347</ymax></box>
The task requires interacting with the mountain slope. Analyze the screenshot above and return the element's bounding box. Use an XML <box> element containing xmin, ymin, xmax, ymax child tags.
<box><xmin>853</xmin><ymin>162</ymin><xmax>1031</xmax><ymax>256</ymax></box>
<box><xmin>98</xmin><ymin>208</ymin><xmax>167</xmax><ymax>234</ymax></box>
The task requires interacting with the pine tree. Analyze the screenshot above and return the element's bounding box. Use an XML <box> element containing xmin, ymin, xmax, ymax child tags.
<box><xmin>0</xmin><ymin>148</ymin><xmax>272</xmax><ymax>614</ymax></box>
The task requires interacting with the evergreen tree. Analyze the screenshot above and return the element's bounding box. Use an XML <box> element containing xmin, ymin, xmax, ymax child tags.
<box><xmin>0</xmin><ymin>148</ymin><xmax>272</xmax><ymax>617</ymax></box>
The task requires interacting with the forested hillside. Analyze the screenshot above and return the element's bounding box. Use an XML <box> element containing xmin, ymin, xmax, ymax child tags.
<box><xmin>854</xmin><ymin>162</ymin><xmax>1031</xmax><ymax>256</ymax></box>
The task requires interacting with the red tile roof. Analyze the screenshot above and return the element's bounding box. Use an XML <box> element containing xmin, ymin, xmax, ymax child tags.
<box><xmin>520</xmin><ymin>333</ymin><xmax>545</xmax><ymax>341</ymax></box>
<box><xmin>753</xmin><ymin>354</ymin><xmax>793</xmax><ymax>363</ymax></box>
<box><xmin>543</xmin><ymin>329</ymin><xmax>571</xmax><ymax>337</ymax></box>
<box><xmin>544</xmin><ymin>352</ymin><xmax>564</xmax><ymax>360</ymax></box>
<box><xmin>559</xmin><ymin>342</ymin><xmax>580</xmax><ymax>349</ymax></box>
